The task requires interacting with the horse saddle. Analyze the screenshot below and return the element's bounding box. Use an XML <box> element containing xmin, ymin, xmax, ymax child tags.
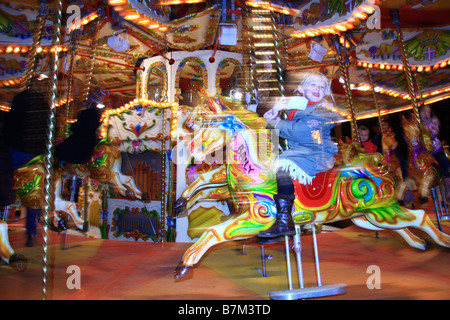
<box><xmin>293</xmin><ymin>168</ymin><xmax>338</xmax><ymax>210</ymax></box>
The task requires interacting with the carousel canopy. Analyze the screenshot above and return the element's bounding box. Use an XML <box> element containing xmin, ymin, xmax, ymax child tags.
<box><xmin>0</xmin><ymin>0</ymin><xmax>448</xmax><ymax>120</ymax></box>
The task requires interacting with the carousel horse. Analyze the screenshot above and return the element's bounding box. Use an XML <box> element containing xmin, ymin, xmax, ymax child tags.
<box><xmin>173</xmin><ymin>102</ymin><xmax>450</xmax><ymax>280</ymax></box>
<box><xmin>397</xmin><ymin>114</ymin><xmax>442</xmax><ymax>204</ymax></box>
<box><xmin>1</xmin><ymin>137</ymin><xmax>141</xmax><ymax>270</ymax></box>
<box><xmin>12</xmin><ymin>138</ymin><xmax>142</xmax><ymax>232</ymax></box>
<box><xmin>381</xmin><ymin>128</ymin><xmax>404</xmax><ymax>187</ymax></box>
<box><xmin>173</xmin><ymin>95</ymin><xmax>264</xmax><ymax>218</ymax></box>
<box><xmin>0</xmin><ymin>219</ymin><xmax>27</xmax><ymax>271</ymax></box>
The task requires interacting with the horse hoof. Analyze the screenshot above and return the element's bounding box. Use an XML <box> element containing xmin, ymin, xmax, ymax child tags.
<box><xmin>420</xmin><ymin>197</ymin><xmax>428</xmax><ymax>204</ymax></box>
<box><xmin>58</xmin><ymin>217</ymin><xmax>68</xmax><ymax>233</ymax></box>
<box><xmin>9</xmin><ymin>253</ymin><xmax>27</xmax><ymax>272</ymax></box>
<box><xmin>174</xmin><ymin>198</ymin><xmax>188</xmax><ymax>217</ymax></box>
<box><xmin>174</xmin><ymin>262</ymin><xmax>193</xmax><ymax>280</ymax></box>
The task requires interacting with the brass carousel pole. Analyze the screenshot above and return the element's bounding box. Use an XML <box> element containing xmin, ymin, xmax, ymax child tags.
<box><xmin>82</xmin><ymin>19</ymin><xmax>100</xmax><ymax>111</ymax></box>
<box><xmin>55</xmin><ymin>31</ymin><xmax>77</xmax><ymax>141</ymax></box>
<box><xmin>42</xmin><ymin>0</ymin><xmax>62</xmax><ymax>300</ymax></box>
<box><xmin>412</xmin><ymin>72</ymin><xmax>424</xmax><ymax>106</ymax></box>
<box><xmin>390</xmin><ymin>9</ymin><xmax>423</xmax><ymax>142</ymax></box>
<box><xmin>366</xmin><ymin>68</ymin><xmax>383</xmax><ymax>136</ymax></box>
<box><xmin>240</xmin><ymin>4</ymin><xmax>254</xmax><ymax>105</ymax></box>
<box><xmin>65</xmin><ymin>30</ymin><xmax>78</xmax><ymax>122</ymax></box>
<box><xmin>333</xmin><ymin>35</ymin><xmax>361</xmax><ymax>145</ymax></box>
<box><xmin>160</xmin><ymin>107</ymin><xmax>168</xmax><ymax>243</ymax></box>
<box><xmin>23</xmin><ymin>5</ymin><xmax>46</xmax><ymax>89</ymax></box>
<box><xmin>272</xmin><ymin>10</ymin><xmax>289</xmax><ymax>151</ymax></box>
<box><xmin>271</xmin><ymin>11</ymin><xmax>285</xmax><ymax>98</ymax></box>
<box><xmin>240</xmin><ymin>4</ymin><xmax>249</xmax><ymax>106</ymax></box>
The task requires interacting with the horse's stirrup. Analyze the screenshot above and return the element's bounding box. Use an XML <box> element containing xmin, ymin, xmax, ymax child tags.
<box><xmin>61</xmin><ymin>174</ymin><xmax>83</xmax><ymax>201</ymax></box>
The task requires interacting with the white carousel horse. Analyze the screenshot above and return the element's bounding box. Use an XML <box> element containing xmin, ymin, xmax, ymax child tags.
<box><xmin>13</xmin><ymin>138</ymin><xmax>142</xmax><ymax>231</ymax></box>
<box><xmin>0</xmin><ymin>138</ymin><xmax>141</xmax><ymax>271</ymax></box>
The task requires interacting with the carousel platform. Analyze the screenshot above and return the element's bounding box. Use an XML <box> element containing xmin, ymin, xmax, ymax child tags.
<box><xmin>1</xmin><ymin>203</ymin><xmax>449</xmax><ymax>300</ymax></box>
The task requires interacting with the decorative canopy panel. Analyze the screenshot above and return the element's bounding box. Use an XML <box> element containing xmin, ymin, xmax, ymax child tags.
<box><xmin>104</xmin><ymin>102</ymin><xmax>172</xmax><ymax>153</ymax></box>
<box><xmin>0</xmin><ymin>0</ymin><xmax>448</xmax><ymax>120</ymax></box>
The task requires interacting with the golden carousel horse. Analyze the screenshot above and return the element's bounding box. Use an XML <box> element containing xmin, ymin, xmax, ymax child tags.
<box><xmin>0</xmin><ymin>138</ymin><xmax>142</xmax><ymax>268</ymax></box>
<box><xmin>15</xmin><ymin>138</ymin><xmax>142</xmax><ymax>229</ymax></box>
<box><xmin>381</xmin><ymin>128</ymin><xmax>404</xmax><ymax>187</ymax></box>
<box><xmin>397</xmin><ymin>114</ymin><xmax>442</xmax><ymax>204</ymax></box>
<box><xmin>173</xmin><ymin>97</ymin><xmax>450</xmax><ymax>280</ymax></box>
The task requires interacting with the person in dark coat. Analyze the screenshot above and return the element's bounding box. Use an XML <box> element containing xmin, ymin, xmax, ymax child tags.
<box><xmin>0</xmin><ymin>111</ymin><xmax>15</xmax><ymax>209</ymax></box>
<box><xmin>3</xmin><ymin>77</ymin><xmax>51</xmax><ymax>246</ymax></box>
<box><xmin>54</xmin><ymin>105</ymin><xmax>101</xmax><ymax>164</ymax></box>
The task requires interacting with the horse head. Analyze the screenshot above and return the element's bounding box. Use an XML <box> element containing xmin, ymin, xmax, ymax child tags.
<box><xmin>398</xmin><ymin>114</ymin><xmax>441</xmax><ymax>203</ymax></box>
<box><xmin>401</xmin><ymin>114</ymin><xmax>421</xmax><ymax>147</ymax></box>
<box><xmin>184</xmin><ymin>90</ymin><xmax>264</xmax><ymax>163</ymax></box>
<box><xmin>382</xmin><ymin>128</ymin><xmax>398</xmax><ymax>151</ymax></box>
<box><xmin>401</xmin><ymin>114</ymin><xmax>434</xmax><ymax>152</ymax></box>
<box><xmin>335</xmin><ymin>139</ymin><xmax>382</xmax><ymax>170</ymax></box>
<box><xmin>336</xmin><ymin>140</ymin><xmax>367</xmax><ymax>165</ymax></box>
<box><xmin>188</xmin><ymin>113</ymin><xmax>242</xmax><ymax>164</ymax></box>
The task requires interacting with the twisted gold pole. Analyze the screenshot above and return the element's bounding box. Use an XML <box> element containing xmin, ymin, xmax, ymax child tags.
<box><xmin>82</xmin><ymin>20</ymin><xmax>100</xmax><ymax>105</ymax></box>
<box><xmin>240</xmin><ymin>4</ymin><xmax>254</xmax><ymax>105</ymax></box>
<box><xmin>65</xmin><ymin>32</ymin><xmax>77</xmax><ymax>122</ymax></box>
<box><xmin>159</xmin><ymin>107</ymin><xmax>167</xmax><ymax>243</ymax></box>
<box><xmin>55</xmin><ymin>32</ymin><xmax>77</xmax><ymax>140</ymax></box>
<box><xmin>412</xmin><ymin>72</ymin><xmax>424</xmax><ymax>106</ymax></box>
<box><xmin>338</xmin><ymin>54</ymin><xmax>361</xmax><ymax>145</ymax></box>
<box><xmin>23</xmin><ymin>13</ymin><xmax>46</xmax><ymax>88</ymax></box>
<box><xmin>390</xmin><ymin>9</ymin><xmax>422</xmax><ymax>134</ymax></box>
<box><xmin>366</xmin><ymin>68</ymin><xmax>383</xmax><ymax>134</ymax></box>
<box><xmin>42</xmin><ymin>0</ymin><xmax>62</xmax><ymax>300</ymax></box>
<box><xmin>271</xmin><ymin>11</ymin><xmax>285</xmax><ymax>97</ymax></box>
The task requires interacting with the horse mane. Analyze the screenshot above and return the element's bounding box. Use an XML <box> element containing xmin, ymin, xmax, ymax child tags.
<box><xmin>223</xmin><ymin>108</ymin><xmax>267</xmax><ymax>130</ymax></box>
<box><xmin>336</xmin><ymin>140</ymin><xmax>370</xmax><ymax>165</ymax></box>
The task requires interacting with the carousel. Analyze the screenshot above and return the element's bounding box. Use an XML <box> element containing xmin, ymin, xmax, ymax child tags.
<box><xmin>0</xmin><ymin>0</ymin><xmax>449</xmax><ymax>301</ymax></box>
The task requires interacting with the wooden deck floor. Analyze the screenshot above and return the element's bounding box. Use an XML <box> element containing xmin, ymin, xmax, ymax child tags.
<box><xmin>1</xmin><ymin>203</ymin><xmax>449</xmax><ymax>301</ymax></box>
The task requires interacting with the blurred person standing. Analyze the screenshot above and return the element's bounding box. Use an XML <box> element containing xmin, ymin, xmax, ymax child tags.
<box><xmin>4</xmin><ymin>77</ymin><xmax>51</xmax><ymax>246</ymax></box>
<box><xmin>359</xmin><ymin>125</ymin><xmax>378</xmax><ymax>154</ymax></box>
<box><xmin>54</xmin><ymin>104</ymin><xmax>102</xmax><ymax>165</ymax></box>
